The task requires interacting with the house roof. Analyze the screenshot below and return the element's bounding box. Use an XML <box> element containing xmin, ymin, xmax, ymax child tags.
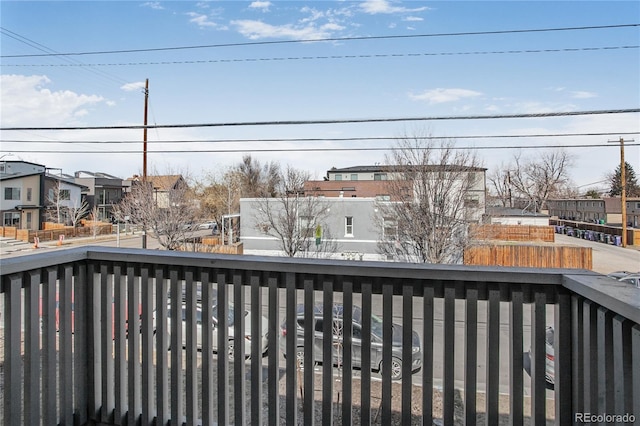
<box><xmin>131</xmin><ymin>175</ymin><xmax>185</xmax><ymax>191</ymax></box>
<box><xmin>328</xmin><ymin>164</ymin><xmax>487</xmax><ymax>174</ymax></box>
<box><xmin>0</xmin><ymin>171</ymin><xmax>43</xmax><ymax>181</ymax></box>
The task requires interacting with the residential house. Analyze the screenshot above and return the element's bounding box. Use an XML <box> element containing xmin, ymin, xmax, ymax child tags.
<box><xmin>74</xmin><ymin>171</ymin><xmax>128</xmax><ymax>221</ymax></box>
<box><xmin>128</xmin><ymin>174</ymin><xmax>189</xmax><ymax>209</ymax></box>
<box><xmin>44</xmin><ymin>172</ymin><xmax>89</xmax><ymax>225</ymax></box>
<box><xmin>546</xmin><ymin>197</ymin><xmax>640</xmax><ymax>227</ymax></box>
<box><xmin>485</xmin><ymin>206</ymin><xmax>550</xmax><ymax>226</ymax></box>
<box><xmin>0</xmin><ymin>161</ymin><xmax>46</xmax><ymax>230</ymax></box>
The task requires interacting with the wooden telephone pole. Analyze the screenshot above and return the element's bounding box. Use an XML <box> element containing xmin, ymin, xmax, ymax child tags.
<box><xmin>142</xmin><ymin>78</ymin><xmax>149</xmax><ymax>249</ymax></box>
<box><xmin>608</xmin><ymin>137</ymin><xmax>634</xmax><ymax>248</ymax></box>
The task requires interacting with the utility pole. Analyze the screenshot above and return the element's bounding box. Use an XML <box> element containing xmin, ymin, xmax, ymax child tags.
<box><xmin>142</xmin><ymin>78</ymin><xmax>149</xmax><ymax>249</ymax></box>
<box><xmin>608</xmin><ymin>137</ymin><xmax>633</xmax><ymax>248</ymax></box>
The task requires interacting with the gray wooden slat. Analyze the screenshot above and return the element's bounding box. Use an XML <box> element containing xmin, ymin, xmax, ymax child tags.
<box><xmin>74</xmin><ymin>263</ymin><xmax>88</xmax><ymax>426</ymax></box>
<box><xmin>360</xmin><ymin>281</ymin><xmax>372</xmax><ymax>426</ymax></box>
<box><xmin>185</xmin><ymin>268</ymin><xmax>197</xmax><ymax>425</ymax></box>
<box><xmin>285</xmin><ymin>271</ymin><xmax>298</xmax><ymax>425</ymax></box>
<box><xmin>127</xmin><ymin>264</ymin><xmax>141</xmax><ymax>425</ymax></box>
<box><xmin>267</xmin><ymin>275</ymin><xmax>280</xmax><ymax>426</ymax></box>
<box><xmin>4</xmin><ymin>274</ymin><xmax>22</xmax><ymax>426</ymax></box>
<box><xmin>233</xmin><ymin>271</ymin><xmax>246</xmax><ymax>426</ymax></box>
<box><xmin>303</xmin><ymin>278</ymin><xmax>315</xmax><ymax>426</ymax></box>
<box><xmin>530</xmin><ymin>290</ymin><xmax>546</xmax><ymax>424</ymax></box>
<box><xmin>443</xmin><ymin>284</ymin><xmax>455</xmax><ymax>425</ymax></box>
<box><xmin>43</xmin><ymin>267</ymin><xmax>57</xmax><ymax>425</ymax></box>
<box><xmin>250</xmin><ymin>272</ymin><xmax>263</xmax><ymax>426</ymax></box>
<box><xmin>422</xmin><ymin>285</ymin><xmax>434</xmax><ymax>426</ymax></box>
<box><xmin>155</xmin><ymin>267</ymin><xmax>169</xmax><ymax>424</ymax></box>
<box><xmin>342</xmin><ymin>280</ymin><xmax>353</xmax><ymax>426</ymax></box>
<box><xmin>381</xmin><ymin>283</ymin><xmax>393</xmax><ymax>425</ymax></box>
<box><xmin>100</xmin><ymin>264</ymin><xmax>114</xmax><ymax>423</ymax></box>
<box><xmin>597</xmin><ymin>307</ymin><xmax>614</xmax><ymax>415</ymax></box>
<box><xmin>554</xmin><ymin>289</ymin><xmax>572</xmax><ymax>425</ymax></box>
<box><xmin>486</xmin><ymin>285</ymin><xmax>500</xmax><ymax>425</ymax></box>
<box><xmin>25</xmin><ymin>271</ymin><xmax>41</xmax><ymax>426</ymax></box>
<box><xmin>59</xmin><ymin>264</ymin><xmax>74</xmax><ymax>426</ymax></box>
<box><xmin>464</xmin><ymin>284</ymin><xmax>478</xmax><ymax>425</ymax></box>
<box><xmin>201</xmin><ymin>270</ymin><xmax>214</xmax><ymax>426</ymax></box>
<box><xmin>401</xmin><ymin>284</ymin><xmax>413</xmax><ymax>426</ymax></box>
<box><xmin>322</xmin><ymin>279</ymin><xmax>334</xmax><ymax>426</ymax></box>
<box><xmin>113</xmin><ymin>264</ymin><xmax>127</xmax><ymax>424</ymax></box>
<box><xmin>87</xmin><ymin>263</ymin><xmax>99</xmax><ymax>421</ymax></box>
<box><xmin>140</xmin><ymin>264</ymin><xmax>154</xmax><ymax>424</ymax></box>
<box><xmin>612</xmin><ymin>315</ymin><xmax>632</xmax><ymax>417</ymax></box>
<box><xmin>170</xmin><ymin>268</ymin><xmax>183</xmax><ymax>425</ymax></box>
<box><xmin>216</xmin><ymin>271</ymin><xmax>229</xmax><ymax>426</ymax></box>
<box><xmin>583</xmin><ymin>299</ymin><xmax>598</xmax><ymax>413</ymax></box>
<box><xmin>509</xmin><ymin>285</ymin><xmax>523</xmax><ymax>426</ymax></box>
<box><xmin>632</xmin><ymin>325</ymin><xmax>640</xmax><ymax>424</ymax></box>
<box><xmin>571</xmin><ymin>295</ymin><xmax>584</xmax><ymax>416</ymax></box>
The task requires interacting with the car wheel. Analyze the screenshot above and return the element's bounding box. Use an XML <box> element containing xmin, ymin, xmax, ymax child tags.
<box><xmin>390</xmin><ymin>357</ymin><xmax>402</xmax><ymax>380</ymax></box>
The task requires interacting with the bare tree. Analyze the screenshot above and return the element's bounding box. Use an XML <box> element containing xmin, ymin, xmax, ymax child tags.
<box><xmin>375</xmin><ymin>134</ymin><xmax>485</xmax><ymax>264</ymax></box>
<box><xmin>46</xmin><ymin>179</ymin><xmax>65</xmax><ymax>223</ymax></box>
<box><xmin>508</xmin><ymin>149</ymin><xmax>574</xmax><ymax>211</ymax></box>
<box><xmin>66</xmin><ymin>197</ymin><xmax>91</xmax><ymax>228</ymax></box>
<box><xmin>114</xmin><ymin>176</ymin><xmax>198</xmax><ymax>250</ymax></box>
<box><xmin>487</xmin><ymin>163</ymin><xmax>513</xmax><ymax>208</ymax></box>
<box><xmin>252</xmin><ymin>165</ymin><xmax>336</xmax><ymax>257</ymax></box>
<box><xmin>235</xmin><ymin>154</ymin><xmax>281</xmax><ymax>198</ymax></box>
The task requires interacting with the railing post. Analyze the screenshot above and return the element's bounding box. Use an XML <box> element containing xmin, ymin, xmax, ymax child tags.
<box><xmin>509</xmin><ymin>284</ymin><xmax>524</xmax><ymax>426</ymax></box>
<box><xmin>554</xmin><ymin>288</ymin><xmax>572</xmax><ymax>424</ymax></box>
<box><xmin>464</xmin><ymin>283</ymin><xmax>478</xmax><ymax>425</ymax></box>
<box><xmin>4</xmin><ymin>274</ymin><xmax>22</xmax><ymax>426</ymax></box>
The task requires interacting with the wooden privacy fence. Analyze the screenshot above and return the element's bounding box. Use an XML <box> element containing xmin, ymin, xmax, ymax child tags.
<box><xmin>464</xmin><ymin>243</ymin><xmax>592</xmax><ymax>269</ymax></box>
<box><xmin>470</xmin><ymin>224</ymin><xmax>555</xmax><ymax>242</ymax></box>
<box><xmin>2</xmin><ymin>224</ymin><xmax>113</xmax><ymax>242</ymax></box>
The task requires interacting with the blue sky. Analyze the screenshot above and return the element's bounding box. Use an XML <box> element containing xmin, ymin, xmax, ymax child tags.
<box><xmin>1</xmin><ymin>1</ymin><xmax>638</xmax><ymax>190</ymax></box>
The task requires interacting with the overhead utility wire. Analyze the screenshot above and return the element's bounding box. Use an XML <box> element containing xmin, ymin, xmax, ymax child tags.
<box><xmin>2</xmin><ymin>109</ymin><xmax>638</xmax><ymax>131</ymax></box>
<box><xmin>6</xmin><ymin>45</ymin><xmax>636</xmax><ymax>67</ymax></box>
<box><xmin>3</xmin><ymin>131</ymin><xmax>638</xmax><ymax>144</ymax></box>
<box><xmin>2</xmin><ymin>24</ymin><xmax>637</xmax><ymax>58</ymax></box>
<box><xmin>7</xmin><ymin>143</ymin><xmax>639</xmax><ymax>155</ymax></box>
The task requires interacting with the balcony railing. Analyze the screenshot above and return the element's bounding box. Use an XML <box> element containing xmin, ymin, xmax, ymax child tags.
<box><xmin>1</xmin><ymin>247</ymin><xmax>639</xmax><ymax>425</ymax></box>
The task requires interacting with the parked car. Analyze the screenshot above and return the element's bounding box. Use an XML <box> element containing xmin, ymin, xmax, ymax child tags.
<box><xmin>526</xmin><ymin>326</ymin><xmax>555</xmax><ymax>387</ymax></box>
<box><xmin>280</xmin><ymin>303</ymin><xmax>422</xmax><ymax>380</ymax></box>
<box><xmin>617</xmin><ymin>273</ymin><xmax>640</xmax><ymax>289</ymax></box>
<box><xmin>198</xmin><ymin>221</ymin><xmax>218</xmax><ymax>230</ymax></box>
<box><xmin>160</xmin><ymin>302</ymin><xmax>269</xmax><ymax>359</ymax></box>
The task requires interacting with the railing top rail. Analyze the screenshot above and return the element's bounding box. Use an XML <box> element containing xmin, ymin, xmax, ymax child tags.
<box><xmin>1</xmin><ymin>246</ymin><xmax>597</xmax><ymax>287</ymax></box>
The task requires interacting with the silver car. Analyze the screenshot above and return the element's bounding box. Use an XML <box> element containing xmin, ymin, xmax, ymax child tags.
<box><xmin>280</xmin><ymin>303</ymin><xmax>421</xmax><ymax>380</ymax></box>
<box><xmin>527</xmin><ymin>326</ymin><xmax>555</xmax><ymax>387</ymax></box>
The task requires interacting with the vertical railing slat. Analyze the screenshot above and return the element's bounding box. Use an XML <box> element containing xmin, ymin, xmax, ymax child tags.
<box><xmin>201</xmin><ymin>270</ymin><xmax>214</xmax><ymax>426</ymax></box>
<box><xmin>285</xmin><ymin>271</ymin><xmax>297</xmax><ymax>425</ymax></box>
<box><xmin>509</xmin><ymin>284</ymin><xmax>523</xmax><ymax>426</ymax></box>
<box><xmin>485</xmin><ymin>284</ymin><xmax>500</xmax><ymax>425</ymax></box>
<box><xmin>464</xmin><ymin>284</ymin><xmax>478</xmax><ymax>425</ymax></box>
<box><xmin>359</xmin><ymin>281</ymin><xmax>371</xmax><ymax>426</ymax></box>
<box><xmin>59</xmin><ymin>264</ymin><xmax>74</xmax><ymax>426</ymax></box>
<box><xmin>632</xmin><ymin>325</ymin><xmax>640</xmax><ymax>422</ymax></box>
<box><xmin>583</xmin><ymin>299</ymin><xmax>598</xmax><ymax>413</ymax></box>
<box><xmin>422</xmin><ymin>284</ymin><xmax>434</xmax><ymax>425</ymax></box>
<box><xmin>184</xmin><ymin>268</ymin><xmax>197</xmax><ymax>425</ymax></box>
<box><xmin>303</xmin><ymin>277</ymin><xmax>315</xmax><ymax>426</ymax></box>
<box><xmin>442</xmin><ymin>283</ymin><xmax>455</xmax><ymax>424</ymax></box>
<box><xmin>170</xmin><ymin>268</ymin><xmax>183</xmax><ymax>425</ymax></box>
<box><xmin>612</xmin><ymin>315</ymin><xmax>632</xmax><ymax>417</ymax></box>
<box><xmin>267</xmin><ymin>274</ymin><xmax>280</xmax><ymax>426</ymax></box>
<box><xmin>401</xmin><ymin>283</ymin><xmax>413</xmax><ymax>426</ymax></box>
<box><xmin>596</xmin><ymin>307</ymin><xmax>614</xmax><ymax>415</ymax></box>
<box><xmin>113</xmin><ymin>264</ymin><xmax>126</xmax><ymax>424</ymax></box>
<box><xmin>100</xmin><ymin>264</ymin><xmax>114</xmax><ymax>424</ymax></box>
<box><xmin>249</xmin><ymin>272</ymin><xmax>263</xmax><ymax>426</ymax></box>
<box><xmin>87</xmin><ymin>263</ymin><xmax>99</xmax><ymax>421</ymax></box>
<box><xmin>571</xmin><ymin>294</ymin><xmax>584</xmax><ymax>416</ymax></box>
<box><xmin>381</xmin><ymin>283</ymin><xmax>393</xmax><ymax>425</ymax></box>
<box><xmin>25</xmin><ymin>271</ymin><xmax>41</xmax><ymax>426</ymax></box>
<box><xmin>342</xmin><ymin>279</ymin><xmax>353</xmax><ymax>426</ymax></box>
<box><xmin>322</xmin><ymin>278</ymin><xmax>334</xmax><ymax>426</ymax></box>
<box><xmin>43</xmin><ymin>267</ymin><xmax>58</xmax><ymax>425</ymax></box>
<box><xmin>155</xmin><ymin>267</ymin><xmax>169</xmax><ymax>424</ymax></box>
<box><xmin>233</xmin><ymin>271</ymin><xmax>246</xmax><ymax>426</ymax></box>
<box><xmin>4</xmin><ymin>274</ymin><xmax>22</xmax><ymax>426</ymax></box>
<box><xmin>127</xmin><ymin>264</ymin><xmax>141</xmax><ymax>425</ymax></box>
<box><xmin>554</xmin><ymin>289</ymin><xmax>572</xmax><ymax>424</ymax></box>
<box><xmin>530</xmin><ymin>290</ymin><xmax>546</xmax><ymax>424</ymax></box>
<box><xmin>140</xmin><ymin>264</ymin><xmax>154</xmax><ymax>424</ymax></box>
<box><xmin>216</xmin><ymin>271</ymin><xmax>229</xmax><ymax>426</ymax></box>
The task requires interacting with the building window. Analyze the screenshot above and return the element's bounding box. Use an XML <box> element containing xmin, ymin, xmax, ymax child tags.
<box><xmin>351</xmin><ymin>174</ymin><xmax>358</xmax><ymax>181</ymax></box>
<box><xmin>374</xmin><ymin>173</ymin><xmax>387</xmax><ymax>181</ymax></box>
<box><xmin>3</xmin><ymin>212</ymin><xmax>20</xmax><ymax>226</ymax></box>
<box><xmin>383</xmin><ymin>217</ymin><xmax>398</xmax><ymax>239</ymax></box>
<box><xmin>345</xmin><ymin>216</ymin><xmax>353</xmax><ymax>236</ymax></box>
<box><xmin>376</xmin><ymin>194</ymin><xmax>391</xmax><ymax>201</ymax></box>
<box><xmin>27</xmin><ymin>188</ymin><xmax>32</xmax><ymax>202</ymax></box>
<box><xmin>26</xmin><ymin>212</ymin><xmax>32</xmax><ymax>229</ymax></box>
<box><xmin>335</xmin><ymin>174</ymin><xmax>342</xmax><ymax>181</ymax></box>
<box><xmin>464</xmin><ymin>194</ymin><xmax>480</xmax><ymax>207</ymax></box>
<box><xmin>299</xmin><ymin>216</ymin><xmax>315</xmax><ymax>238</ymax></box>
<box><xmin>4</xmin><ymin>187</ymin><xmax>20</xmax><ymax>200</ymax></box>
<box><xmin>60</xmin><ymin>190</ymin><xmax>70</xmax><ymax>200</ymax></box>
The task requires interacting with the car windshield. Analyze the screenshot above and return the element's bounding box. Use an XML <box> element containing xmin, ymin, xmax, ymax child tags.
<box><xmin>212</xmin><ymin>305</ymin><xmax>236</xmax><ymax>326</ymax></box>
<box><xmin>370</xmin><ymin>313</ymin><xmax>383</xmax><ymax>338</ymax></box>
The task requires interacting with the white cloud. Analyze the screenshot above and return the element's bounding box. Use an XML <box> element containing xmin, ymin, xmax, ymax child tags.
<box><xmin>0</xmin><ymin>74</ymin><xmax>103</xmax><ymax>126</ymax></box>
<box><xmin>232</xmin><ymin>19</ymin><xmax>344</xmax><ymax>40</ymax></box>
<box><xmin>120</xmin><ymin>81</ymin><xmax>146</xmax><ymax>92</ymax></box>
<box><xmin>403</xmin><ymin>16</ymin><xmax>423</xmax><ymax>22</ymax></box>
<box><xmin>360</xmin><ymin>0</ymin><xmax>430</xmax><ymax>15</ymax></box>
<box><xmin>571</xmin><ymin>91</ymin><xmax>597</xmax><ymax>99</ymax></box>
<box><xmin>187</xmin><ymin>12</ymin><xmax>218</xmax><ymax>28</ymax></box>
<box><xmin>141</xmin><ymin>2</ymin><xmax>164</xmax><ymax>10</ymax></box>
<box><xmin>409</xmin><ymin>88</ymin><xmax>482</xmax><ymax>104</ymax></box>
<box><xmin>249</xmin><ymin>1</ymin><xmax>272</xmax><ymax>12</ymax></box>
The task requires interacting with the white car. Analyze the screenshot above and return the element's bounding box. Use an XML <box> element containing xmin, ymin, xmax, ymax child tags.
<box><xmin>160</xmin><ymin>303</ymin><xmax>269</xmax><ymax>359</ymax></box>
<box><xmin>198</xmin><ymin>221</ymin><xmax>218</xmax><ymax>230</ymax></box>
<box><xmin>527</xmin><ymin>326</ymin><xmax>555</xmax><ymax>386</ymax></box>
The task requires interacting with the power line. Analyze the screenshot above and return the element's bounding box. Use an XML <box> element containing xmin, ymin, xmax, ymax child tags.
<box><xmin>2</xmin><ymin>23</ymin><xmax>637</xmax><ymax>58</ymax></box>
<box><xmin>2</xmin><ymin>131</ymin><xmax>638</xmax><ymax>145</ymax></box>
<box><xmin>2</xmin><ymin>109</ymin><xmax>638</xmax><ymax>131</ymax></box>
<box><xmin>4</xmin><ymin>45</ymin><xmax>637</xmax><ymax>68</ymax></box>
<box><xmin>4</xmin><ymin>142</ymin><xmax>639</xmax><ymax>155</ymax></box>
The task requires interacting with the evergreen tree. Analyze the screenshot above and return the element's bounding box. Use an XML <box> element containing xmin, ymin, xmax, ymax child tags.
<box><xmin>608</xmin><ymin>162</ymin><xmax>640</xmax><ymax>197</ymax></box>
